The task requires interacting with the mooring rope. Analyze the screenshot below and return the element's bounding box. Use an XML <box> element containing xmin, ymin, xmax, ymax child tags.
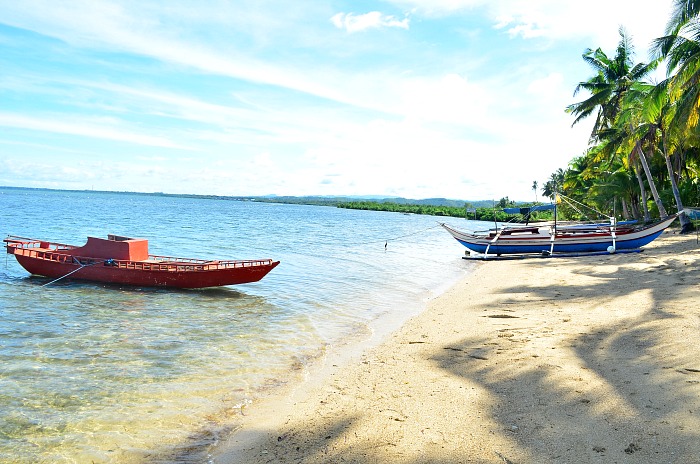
<box><xmin>42</xmin><ymin>258</ymin><xmax>107</xmax><ymax>287</ymax></box>
<box><xmin>385</xmin><ymin>224</ymin><xmax>444</xmax><ymax>242</ymax></box>
<box><xmin>345</xmin><ymin>224</ymin><xmax>444</xmax><ymax>248</ymax></box>
<box><xmin>556</xmin><ymin>193</ymin><xmax>608</xmax><ymax>221</ymax></box>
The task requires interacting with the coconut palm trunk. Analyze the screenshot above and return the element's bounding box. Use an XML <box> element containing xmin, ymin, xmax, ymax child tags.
<box><xmin>632</xmin><ymin>155</ymin><xmax>651</xmax><ymax>221</ymax></box>
<box><xmin>636</xmin><ymin>142</ymin><xmax>668</xmax><ymax>217</ymax></box>
<box><xmin>662</xmin><ymin>134</ymin><xmax>693</xmax><ymax>231</ymax></box>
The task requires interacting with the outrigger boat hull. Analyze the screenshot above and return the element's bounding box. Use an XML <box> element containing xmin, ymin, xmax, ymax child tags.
<box><xmin>441</xmin><ymin>214</ymin><xmax>678</xmax><ymax>256</ymax></box>
<box><xmin>4</xmin><ymin>235</ymin><xmax>280</xmax><ymax>289</ymax></box>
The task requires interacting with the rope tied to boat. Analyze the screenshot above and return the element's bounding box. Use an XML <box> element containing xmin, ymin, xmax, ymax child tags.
<box><xmin>347</xmin><ymin>224</ymin><xmax>444</xmax><ymax>248</ymax></box>
<box><xmin>42</xmin><ymin>258</ymin><xmax>108</xmax><ymax>287</ymax></box>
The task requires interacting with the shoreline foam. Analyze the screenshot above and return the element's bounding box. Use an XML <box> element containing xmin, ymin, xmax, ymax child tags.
<box><xmin>211</xmin><ymin>231</ymin><xmax>700</xmax><ymax>463</ymax></box>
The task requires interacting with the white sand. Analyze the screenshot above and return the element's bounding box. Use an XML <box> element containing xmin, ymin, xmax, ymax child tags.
<box><xmin>211</xmin><ymin>231</ymin><xmax>700</xmax><ymax>463</ymax></box>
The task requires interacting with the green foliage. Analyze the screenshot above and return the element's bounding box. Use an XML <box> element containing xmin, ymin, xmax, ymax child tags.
<box><xmin>553</xmin><ymin>13</ymin><xmax>700</xmax><ymax>223</ymax></box>
<box><xmin>336</xmin><ymin>201</ymin><xmax>468</xmax><ymax>217</ymax></box>
<box><xmin>337</xmin><ymin>201</ymin><xmax>554</xmax><ymax>222</ymax></box>
<box><xmin>496</xmin><ymin>197</ymin><xmax>515</xmax><ymax>208</ymax></box>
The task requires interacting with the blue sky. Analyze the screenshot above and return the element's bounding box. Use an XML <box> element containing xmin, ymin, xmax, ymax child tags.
<box><xmin>0</xmin><ymin>0</ymin><xmax>674</xmax><ymax>201</ymax></box>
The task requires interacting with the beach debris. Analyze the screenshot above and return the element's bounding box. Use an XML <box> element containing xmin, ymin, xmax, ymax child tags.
<box><xmin>494</xmin><ymin>450</ymin><xmax>514</xmax><ymax>463</ymax></box>
<box><xmin>593</xmin><ymin>446</ymin><xmax>606</xmax><ymax>453</ymax></box>
<box><xmin>442</xmin><ymin>346</ymin><xmax>490</xmax><ymax>360</ymax></box>
<box><xmin>624</xmin><ymin>442</ymin><xmax>641</xmax><ymax>454</ymax></box>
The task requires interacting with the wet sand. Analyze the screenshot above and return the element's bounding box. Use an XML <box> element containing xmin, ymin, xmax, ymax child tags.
<box><xmin>211</xmin><ymin>230</ymin><xmax>700</xmax><ymax>463</ymax></box>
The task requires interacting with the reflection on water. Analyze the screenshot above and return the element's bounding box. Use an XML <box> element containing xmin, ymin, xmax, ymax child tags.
<box><xmin>0</xmin><ymin>188</ymin><xmax>477</xmax><ymax>462</ymax></box>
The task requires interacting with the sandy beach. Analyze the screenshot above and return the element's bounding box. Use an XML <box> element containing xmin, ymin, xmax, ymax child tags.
<box><xmin>211</xmin><ymin>230</ymin><xmax>700</xmax><ymax>463</ymax></box>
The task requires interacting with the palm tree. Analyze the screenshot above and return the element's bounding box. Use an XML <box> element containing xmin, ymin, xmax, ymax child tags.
<box><xmin>652</xmin><ymin>0</ymin><xmax>700</xmax><ymax>231</ymax></box>
<box><xmin>532</xmin><ymin>181</ymin><xmax>538</xmax><ymax>203</ymax></box>
<box><xmin>594</xmin><ymin>125</ymin><xmax>652</xmax><ymax>220</ymax></box>
<box><xmin>567</xmin><ymin>28</ymin><xmax>668</xmax><ymax>218</ymax></box>
<box><xmin>643</xmin><ymin>83</ymin><xmax>693</xmax><ymax>228</ymax></box>
<box><xmin>542</xmin><ymin>169</ymin><xmax>565</xmax><ymax>200</ymax></box>
<box><xmin>562</xmin><ymin>153</ymin><xmax>604</xmax><ymax>218</ymax></box>
<box><xmin>653</xmin><ymin>0</ymin><xmax>700</xmax><ymax>129</ymax></box>
<box><xmin>556</xmin><ymin>4</ymin><xmax>700</xmax><ymax>226</ymax></box>
<box><xmin>567</xmin><ymin>27</ymin><xmax>657</xmax><ymax>137</ymax></box>
<box><xmin>616</xmin><ymin>84</ymin><xmax>670</xmax><ymax>218</ymax></box>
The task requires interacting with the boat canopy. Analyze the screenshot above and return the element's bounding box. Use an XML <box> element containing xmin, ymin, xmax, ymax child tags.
<box><xmin>685</xmin><ymin>208</ymin><xmax>700</xmax><ymax>220</ymax></box>
<box><xmin>73</xmin><ymin>235</ymin><xmax>149</xmax><ymax>261</ymax></box>
<box><xmin>502</xmin><ymin>203</ymin><xmax>556</xmax><ymax>215</ymax></box>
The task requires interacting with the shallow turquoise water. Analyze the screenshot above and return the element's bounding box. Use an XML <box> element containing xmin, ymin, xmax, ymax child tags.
<box><xmin>0</xmin><ymin>188</ymin><xmax>480</xmax><ymax>462</ymax></box>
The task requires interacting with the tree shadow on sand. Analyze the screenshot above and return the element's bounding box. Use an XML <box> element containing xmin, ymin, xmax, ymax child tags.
<box><xmin>162</xmin><ymin>236</ymin><xmax>700</xmax><ymax>464</ymax></box>
<box><xmin>429</xmin><ymin>245</ymin><xmax>700</xmax><ymax>463</ymax></box>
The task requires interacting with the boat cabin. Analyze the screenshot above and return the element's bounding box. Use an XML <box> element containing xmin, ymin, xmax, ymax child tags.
<box><xmin>70</xmin><ymin>234</ymin><xmax>149</xmax><ymax>261</ymax></box>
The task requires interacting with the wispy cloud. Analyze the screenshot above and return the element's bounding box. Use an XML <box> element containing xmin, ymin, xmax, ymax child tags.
<box><xmin>0</xmin><ymin>112</ymin><xmax>185</xmax><ymax>149</ymax></box>
<box><xmin>388</xmin><ymin>0</ymin><xmax>672</xmax><ymax>51</ymax></box>
<box><xmin>0</xmin><ymin>2</ymin><xmax>356</xmax><ymax>106</ymax></box>
<box><xmin>330</xmin><ymin>11</ymin><xmax>410</xmax><ymax>33</ymax></box>
<box><xmin>0</xmin><ymin>0</ymin><xmax>676</xmax><ymax>199</ymax></box>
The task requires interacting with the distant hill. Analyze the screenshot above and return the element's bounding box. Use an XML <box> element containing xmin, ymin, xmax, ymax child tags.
<box><xmin>239</xmin><ymin>195</ymin><xmax>498</xmax><ymax>208</ymax></box>
<box><xmin>0</xmin><ymin>186</ymin><xmax>506</xmax><ymax>208</ymax></box>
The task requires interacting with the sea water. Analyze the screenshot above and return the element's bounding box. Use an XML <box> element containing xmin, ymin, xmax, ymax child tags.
<box><xmin>0</xmin><ymin>187</ymin><xmax>483</xmax><ymax>463</ymax></box>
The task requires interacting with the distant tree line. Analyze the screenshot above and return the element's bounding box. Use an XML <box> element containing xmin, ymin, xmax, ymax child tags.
<box><xmin>4</xmin><ymin>187</ymin><xmax>557</xmax><ymax>222</ymax></box>
<box><xmin>336</xmin><ymin>200</ymin><xmax>554</xmax><ymax>222</ymax></box>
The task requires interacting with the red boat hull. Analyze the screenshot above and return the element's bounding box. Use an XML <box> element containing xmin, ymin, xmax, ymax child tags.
<box><xmin>13</xmin><ymin>254</ymin><xmax>279</xmax><ymax>288</ymax></box>
<box><xmin>5</xmin><ymin>236</ymin><xmax>279</xmax><ymax>289</ymax></box>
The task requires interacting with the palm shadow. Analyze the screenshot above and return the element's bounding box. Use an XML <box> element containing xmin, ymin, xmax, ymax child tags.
<box><xmin>156</xmin><ymin>237</ymin><xmax>700</xmax><ymax>463</ymax></box>
<box><xmin>429</xmin><ymin>246</ymin><xmax>700</xmax><ymax>462</ymax></box>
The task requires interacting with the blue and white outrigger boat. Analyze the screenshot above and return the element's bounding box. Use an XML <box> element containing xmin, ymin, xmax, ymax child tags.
<box><xmin>440</xmin><ymin>213</ymin><xmax>679</xmax><ymax>258</ymax></box>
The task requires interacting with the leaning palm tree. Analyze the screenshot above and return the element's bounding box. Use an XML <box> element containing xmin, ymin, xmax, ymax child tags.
<box><xmin>617</xmin><ymin>84</ymin><xmax>671</xmax><ymax>218</ymax></box>
<box><xmin>641</xmin><ymin>82</ymin><xmax>694</xmax><ymax>229</ymax></box>
<box><xmin>651</xmin><ymin>1</ymin><xmax>700</xmax><ymax>231</ymax></box>
<box><xmin>573</xmin><ymin>139</ymin><xmax>647</xmax><ymax>220</ymax></box>
<box><xmin>652</xmin><ymin>1</ymin><xmax>700</xmax><ymax>133</ymax></box>
<box><xmin>567</xmin><ymin>27</ymin><xmax>668</xmax><ymax>219</ymax></box>
<box><xmin>594</xmin><ymin>126</ymin><xmax>652</xmax><ymax>221</ymax></box>
<box><xmin>567</xmin><ymin>27</ymin><xmax>657</xmax><ymax>137</ymax></box>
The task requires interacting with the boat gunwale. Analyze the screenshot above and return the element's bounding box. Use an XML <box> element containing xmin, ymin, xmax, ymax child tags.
<box><xmin>4</xmin><ymin>237</ymin><xmax>277</xmax><ymax>272</ymax></box>
<box><xmin>440</xmin><ymin>214</ymin><xmax>679</xmax><ymax>255</ymax></box>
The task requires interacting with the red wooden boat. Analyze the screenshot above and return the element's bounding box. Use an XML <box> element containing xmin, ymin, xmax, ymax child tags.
<box><xmin>3</xmin><ymin>234</ymin><xmax>280</xmax><ymax>289</ymax></box>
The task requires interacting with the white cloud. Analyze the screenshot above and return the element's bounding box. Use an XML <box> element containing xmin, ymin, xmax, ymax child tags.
<box><xmin>384</xmin><ymin>0</ymin><xmax>485</xmax><ymax>16</ymax></box>
<box><xmin>399</xmin><ymin>73</ymin><xmax>491</xmax><ymax>126</ymax></box>
<box><xmin>0</xmin><ymin>0</ymin><xmax>677</xmax><ymax>200</ymax></box>
<box><xmin>0</xmin><ymin>112</ymin><xmax>185</xmax><ymax>149</ymax></box>
<box><xmin>0</xmin><ymin>1</ymin><xmax>355</xmax><ymax>106</ymax></box>
<box><xmin>331</xmin><ymin>11</ymin><xmax>410</xmax><ymax>33</ymax></box>
<box><xmin>527</xmin><ymin>73</ymin><xmax>565</xmax><ymax>98</ymax></box>
<box><xmin>388</xmin><ymin>0</ymin><xmax>673</xmax><ymax>53</ymax></box>
<box><xmin>490</xmin><ymin>1</ymin><xmax>673</xmax><ymax>53</ymax></box>
<box><xmin>252</xmin><ymin>152</ymin><xmax>275</xmax><ymax>169</ymax></box>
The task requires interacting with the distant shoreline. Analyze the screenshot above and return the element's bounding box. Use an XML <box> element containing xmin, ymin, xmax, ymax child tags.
<box><xmin>0</xmin><ymin>185</ymin><xmax>496</xmax><ymax>209</ymax></box>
